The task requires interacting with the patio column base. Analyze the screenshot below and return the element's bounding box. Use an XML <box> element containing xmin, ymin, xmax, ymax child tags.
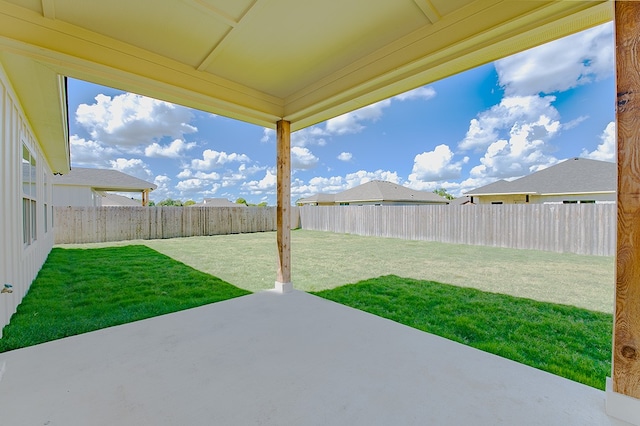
<box><xmin>274</xmin><ymin>281</ymin><xmax>293</xmax><ymax>293</ymax></box>
<box><xmin>606</xmin><ymin>377</ymin><xmax>640</xmax><ymax>425</ymax></box>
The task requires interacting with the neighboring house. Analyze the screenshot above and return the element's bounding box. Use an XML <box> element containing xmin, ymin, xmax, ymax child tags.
<box><xmin>299</xmin><ymin>181</ymin><xmax>448</xmax><ymax>206</ymax></box>
<box><xmin>296</xmin><ymin>194</ymin><xmax>336</xmax><ymax>206</ymax></box>
<box><xmin>449</xmin><ymin>196</ymin><xmax>473</xmax><ymax>206</ymax></box>
<box><xmin>101</xmin><ymin>193</ymin><xmax>143</xmax><ymax>207</ymax></box>
<box><xmin>465</xmin><ymin>158</ymin><xmax>616</xmax><ymax>205</ymax></box>
<box><xmin>52</xmin><ymin>167</ymin><xmax>157</xmax><ymax>207</ymax></box>
<box><xmin>190</xmin><ymin>198</ymin><xmax>242</xmax><ymax>207</ymax></box>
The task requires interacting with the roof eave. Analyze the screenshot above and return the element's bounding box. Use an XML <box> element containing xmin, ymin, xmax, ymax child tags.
<box><xmin>92</xmin><ymin>186</ymin><xmax>157</xmax><ymax>192</ymax></box>
<box><xmin>538</xmin><ymin>190</ymin><xmax>616</xmax><ymax>196</ymax></box>
<box><xmin>466</xmin><ymin>191</ymin><xmax>539</xmax><ymax>196</ymax></box>
<box><xmin>0</xmin><ymin>52</ymin><xmax>70</xmax><ymax>173</ymax></box>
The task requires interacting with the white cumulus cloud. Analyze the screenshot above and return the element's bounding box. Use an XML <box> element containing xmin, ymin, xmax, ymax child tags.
<box><xmin>291</xmin><ymin>147</ymin><xmax>319</xmax><ymax>170</ymax></box>
<box><xmin>344</xmin><ymin>170</ymin><xmax>400</xmax><ymax>188</ymax></box>
<box><xmin>261</xmin><ymin>128</ymin><xmax>274</xmax><ymax>143</ymax></box>
<box><xmin>393</xmin><ymin>86</ymin><xmax>436</xmax><ymax>101</ymax></box>
<box><xmin>109</xmin><ymin>158</ymin><xmax>153</xmax><ymax>179</ymax></box>
<box><xmin>469</xmin><ymin>133</ymin><xmax>559</xmax><ymax>180</ymax></box>
<box><xmin>191</xmin><ymin>149</ymin><xmax>250</xmax><ymax>171</ymax></box>
<box><xmin>150</xmin><ymin>174</ymin><xmax>173</xmax><ymax>201</ymax></box>
<box><xmin>582</xmin><ymin>121</ymin><xmax>616</xmax><ymax>162</ymax></box>
<box><xmin>242</xmin><ymin>169</ymin><xmax>277</xmax><ymax>194</ymax></box>
<box><xmin>409</xmin><ymin>144</ymin><xmax>468</xmax><ymax>182</ymax></box>
<box><xmin>496</xmin><ymin>22</ymin><xmax>613</xmax><ymax>96</ymax></box>
<box><xmin>325</xmin><ymin>99</ymin><xmax>391</xmax><ymax>135</ymax></box>
<box><xmin>337</xmin><ymin>152</ymin><xmax>353</xmax><ymax>162</ymax></box>
<box><xmin>76</xmin><ymin>93</ymin><xmax>197</xmax><ymax>148</ymax></box>
<box><xmin>69</xmin><ymin>135</ymin><xmax>121</xmax><ymax>166</ymax></box>
<box><xmin>145</xmin><ymin>139</ymin><xmax>196</xmax><ymax>158</ymax></box>
<box><xmin>176</xmin><ymin>178</ymin><xmax>206</xmax><ymax>191</ymax></box>
<box><xmin>458</xmin><ymin>95</ymin><xmax>560</xmax><ymax>152</ymax></box>
<box><xmin>261</xmin><ymin>126</ymin><xmax>328</xmax><ymax>148</ymax></box>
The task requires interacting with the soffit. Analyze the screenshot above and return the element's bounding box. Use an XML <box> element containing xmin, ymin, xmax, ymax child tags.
<box><xmin>0</xmin><ymin>51</ymin><xmax>69</xmax><ymax>173</ymax></box>
<box><xmin>0</xmin><ymin>0</ymin><xmax>612</xmax><ymax>133</ymax></box>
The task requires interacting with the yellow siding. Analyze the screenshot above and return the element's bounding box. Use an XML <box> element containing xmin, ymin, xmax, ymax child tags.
<box><xmin>472</xmin><ymin>193</ymin><xmax>616</xmax><ymax>204</ymax></box>
<box><xmin>472</xmin><ymin>194</ymin><xmax>529</xmax><ymax>204</ymax></box>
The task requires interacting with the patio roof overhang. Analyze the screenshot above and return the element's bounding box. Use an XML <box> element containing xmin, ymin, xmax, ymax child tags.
<box><xmin>0</xmin><ymin>0</ymin><xmax>612</xmax><ymax>133</ymax></box>
<box><xmin>1</xmin><ymin>0</ymin><xmax>640</xmax><ymax>422</ymax></box>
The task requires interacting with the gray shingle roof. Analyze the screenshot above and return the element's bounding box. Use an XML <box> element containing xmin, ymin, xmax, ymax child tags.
<box><xmin>297</xmin><ymin>194</ymin><xmax>336</xmax><ymax>204</ymax></box>
<box><xmin>334</xmin><ymin>180</ymin><xmax>448</xmax><ymax>204</ymax></box>
<box><xmin>53</xmin><ymin>167</ymin><xmax>157</xmax><ymax>192</ymax></box>
<box><xmin>465</xmin><ymin>158</ymin><xmax>616</xmax><ymax>196</ymax></box>
<box><xmin>101</xmin><ymin>193</ymin><xmax>143</xmax><ymax>206</ymax></box>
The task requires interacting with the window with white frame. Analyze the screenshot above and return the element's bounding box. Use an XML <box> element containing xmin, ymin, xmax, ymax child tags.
<box><xmin>43</xmin><ymin>172</ymin><xmax>49</xmax><ymax>233</ymax></box>
<box><xmin>22</xmin><ymin>143</ymin><xmax>37</xmax><ymax>246</ymax></box>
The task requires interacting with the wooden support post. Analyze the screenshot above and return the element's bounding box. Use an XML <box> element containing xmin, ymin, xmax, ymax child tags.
<box><xmin>608</xmin><ymin>4</ymin><xmax>640</xmax><ymax>422</ymax></box>
<box><xmin>275</xmin><ymin>120</ymin><xmax>292</xmax><ymax>292</ymax></box>
<box><xmin>142</xmin><ymin>189</ymin><xmax>149</xmax><ymax>206</ymax></box>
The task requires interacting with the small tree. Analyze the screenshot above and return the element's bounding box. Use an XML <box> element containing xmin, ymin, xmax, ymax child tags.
<box><xmin>184</xmin><ymin>200</ymin><xmax>196</xmax><ymax>206</ymax></box>
<box><xmin>158</xmin><ymin>198</ymin><xmax>184</xmax><ymax>206</ymax></box>
<box><xmin>235</xmin><ymin>197</ymin><xmax>248</xmax><ymax>205</ymax></box>
<box><xmin>433</xmin><ymin>188</ymin><xmax>455</xmax><ymax>200</ymax></box>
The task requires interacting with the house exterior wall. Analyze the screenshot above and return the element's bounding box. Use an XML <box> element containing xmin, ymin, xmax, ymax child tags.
<box><xmin>471</xmin><ymin>194</ymin><xmax>530</xmax><ymax>204</ymax></box>
<box><xmin>472</xmin><ymin>193</ymin><xmax>615</xmax><ymax>204</ymax></box>
<box><xmin>53</xmin><ymin>185</ymin><xmax>102</xmax><ymax>207</ymax></box>
<box><xmin>533</xmin><ymin>193</ymin><xmax>616</xmax><ymax>204</ymax></box>
<box><xmin>0</xmin><ymin>63</ymin><xmax>55</xmax><ymax>336</ymax></box>
<box><xmin>298</xmin><ymin>201</ymin><xmax>335</xmax><ymax>206</ymax></box>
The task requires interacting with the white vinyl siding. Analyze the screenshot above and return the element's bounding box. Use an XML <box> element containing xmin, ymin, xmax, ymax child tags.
<box><xmin>0</xmin><ymin>62</ymin><xmax>56</xmax><ymax>336</ymax></box>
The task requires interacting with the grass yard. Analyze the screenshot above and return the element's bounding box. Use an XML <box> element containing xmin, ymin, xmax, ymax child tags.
<box><xmin>313</xmin><ymin>275</ymin><xmax>612</xmax><ymax>390</ymax></box>
<box><xmin>74</xmin><ymin>230</ymin><xmax>615</xmax><ymax>313</ymax></box>
<box><xmin>0</xmin><ymin>245</ymin><xmax>250</xmax><ymax>352</ymax></box>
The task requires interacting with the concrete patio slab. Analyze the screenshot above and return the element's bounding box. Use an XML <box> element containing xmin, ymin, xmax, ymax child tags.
<box><xmin>0</xmin><ymin>290</ymin><xmax>630</xmax><ymax>425</ymax></box>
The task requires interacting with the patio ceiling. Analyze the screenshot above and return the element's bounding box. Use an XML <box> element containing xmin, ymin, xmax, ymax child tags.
<box><xmin>0</xmin><ymin>0</ymin><xmax>612</xmax><ymax>138</ymax></box>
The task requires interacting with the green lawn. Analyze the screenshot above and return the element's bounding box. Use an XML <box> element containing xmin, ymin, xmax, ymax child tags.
<box><xmin>75</xmin><ymin>230</ymin><xmax>614</xmax><ymax>313</ymax></box>
<box><xmin>313</xmin><ymin>275</ymin><xmax>612</xmax><ymax>390</ymax></box>
<box><xmin>0</xmin><ymin>245</ymin><xmax>250</xmax><ymax>352</ymax></box>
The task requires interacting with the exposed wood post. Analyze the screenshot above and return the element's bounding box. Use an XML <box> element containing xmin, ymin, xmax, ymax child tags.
<box><xmin>275</xmin><ymin>120</ymin><xmax>292</xmax><ymax>292</ymax></box>
<box><xmin>142</xmin><ymin>189</ymin><xmax>149</xmax><ymax>206</ymax></box>
<box><xmin>612</xmin><ymin>0</ymin><xmax>640</xmax><ymax>405</ymax></box>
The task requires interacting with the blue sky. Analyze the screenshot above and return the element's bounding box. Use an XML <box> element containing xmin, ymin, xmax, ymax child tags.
<box><xmin>67</xmin><ymin>22</ymin><xmax>615</xmax><ymax>205</ymax></box>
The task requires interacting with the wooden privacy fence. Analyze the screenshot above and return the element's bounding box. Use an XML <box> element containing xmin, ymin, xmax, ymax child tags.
<box><xmin>299</xmin><ymin>204</ymin><xmax>616</xmax><ymax>256</ymax></box>
<box><xmin>54</xmin><ymin>206</ymin><xmax>300</xmax><ymax>244</ymax></box>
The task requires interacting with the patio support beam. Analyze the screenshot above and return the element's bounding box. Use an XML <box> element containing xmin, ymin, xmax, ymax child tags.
<box><xmin>608</xmin><ymin>2</ymin><xmax>640</xmax><ymax>424</ymax></box>
<box><xmin>275</xmin><ymin>119</ymin><xmax>292</xmax><ymax>293</ymax></box>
